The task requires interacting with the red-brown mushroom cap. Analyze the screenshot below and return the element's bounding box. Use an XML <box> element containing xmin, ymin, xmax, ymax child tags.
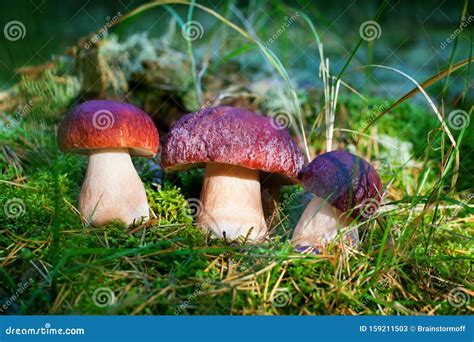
<box><xmin>58</xmin><ymin>100</ymin><xmax>159</xmax><ymax>157</ymax></box>
<box><xmin>161</xmin><ymin>106</ymin><xmax>304</xmax><ymax>178</ymax></box>
<box><xmin>300</xmin><ymin>150</ymin><xmax>382</xmax><ymax>219</ymax></box>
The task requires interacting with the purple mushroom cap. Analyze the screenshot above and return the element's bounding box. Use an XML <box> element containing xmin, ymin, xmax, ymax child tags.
<box><xmin>300</xmin><ymin>150</ymin><xmax>382</xmax><ymax>218</ymax></box>
<box><xmin>161</xmin><ymin>106</ymin><xmax>304</xmax><ymax>178</ymax></box>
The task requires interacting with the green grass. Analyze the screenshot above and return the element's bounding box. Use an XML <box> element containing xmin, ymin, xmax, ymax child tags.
<box><xmin>0</xmin><ymin>1</ymin><xmax>473</xmax><ymax>315</ymax></box>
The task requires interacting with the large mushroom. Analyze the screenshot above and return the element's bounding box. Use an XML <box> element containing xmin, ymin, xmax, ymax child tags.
<box><xmin>161</xmin><ymin>106</ymin><xmax>303</xmax><ymax>241</ymax></box>
<box><xmin>58</xmin><ymin>100</ymin><xmax>159</xmax><ymax>226</ymax></box>
<box><xmin>291</xmin><ymin>150</ymin><xmax>381</xmax><ymax>248</ymax></box>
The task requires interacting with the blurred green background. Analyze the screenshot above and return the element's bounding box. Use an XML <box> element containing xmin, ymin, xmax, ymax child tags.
<box><xmin>0</xmin><ymin>0</ymin><xmax>471</xmax><ymax>106</ymax></box>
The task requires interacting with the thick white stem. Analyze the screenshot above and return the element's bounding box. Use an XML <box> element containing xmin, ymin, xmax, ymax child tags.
<box><xmin>291</xmin><ymin>195</ymin><xmax>358</xmax><ymax>247</ymax></box>
<box><xmin>79</xmin><ymin>148</ymin><xmax>149</xmax><ymax>226</ymax></box>
<box><xmin>197</xmin><ymin>163</ymin><xmax>267</xmax><ymax>241</ymax></box>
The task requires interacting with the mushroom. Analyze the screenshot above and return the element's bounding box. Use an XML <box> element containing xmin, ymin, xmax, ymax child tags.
<box><xmin>161</xmin><ymin>106</ymin><xmax>303</xmax><ymax>241</ymax></box>
<box><xmin>57</xmin><ymin>100</ymin><xmax>159</xmax><ymax>226</ymax></box>
<box><xmin>291</xmin><ymin>150</ymin><xmax>381</xmax><ymax>248</ymax></box>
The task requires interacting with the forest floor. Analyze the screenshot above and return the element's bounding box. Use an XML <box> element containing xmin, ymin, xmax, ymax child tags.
<box><xmin>0</xmin><ymin>1</ymin><xmax>472</xmax><ymax>315</ymax></box>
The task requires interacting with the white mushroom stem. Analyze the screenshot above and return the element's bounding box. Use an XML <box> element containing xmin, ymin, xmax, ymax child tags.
<box><xmin>291</xmin><ymin>195</ymin><xmax>358</xmax><ymax>247</ymax></box>
<box><xmin>197</xmin><ymin>163</ymin><xmax>267</xmax><ymax>241</ymax></box>
<box><xmin>79</xmin><ymin>148</ymin><xmax>149</xmax><ymax>226</ymax></box>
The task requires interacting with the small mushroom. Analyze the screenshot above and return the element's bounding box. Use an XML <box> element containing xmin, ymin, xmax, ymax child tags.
<box><xmin>58</xmin><ymin>100</ymin><xmax>159</xmax><ymax>226</ymax></box>
<box><xmin>161</xmin><ymin>106</ymin><xmax>303</xmax><ymax>241</ymax></box>
<box><xmin>291</xmin><ymin>150</ymin><xmax>381</xmax><ymax>248</ymax></box>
